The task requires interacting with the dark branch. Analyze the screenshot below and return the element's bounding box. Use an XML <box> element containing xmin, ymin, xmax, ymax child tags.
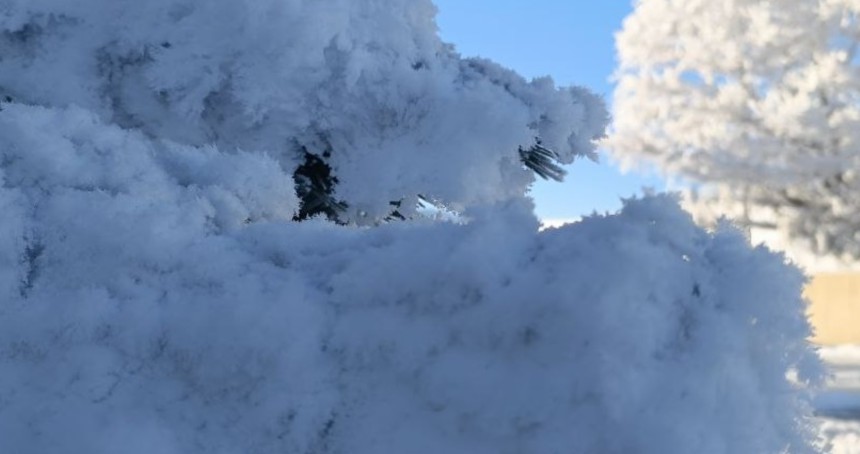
<box><xmin>519</xmin><ymin>141</ymin><xmax>567</xmax><ymax>182</ymax></box>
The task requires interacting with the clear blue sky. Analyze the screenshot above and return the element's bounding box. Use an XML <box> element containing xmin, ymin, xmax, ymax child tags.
<box><xmin>433</xmin><ymin>0</ymin><xmax>664</xmax><ymax>221</ymax></box>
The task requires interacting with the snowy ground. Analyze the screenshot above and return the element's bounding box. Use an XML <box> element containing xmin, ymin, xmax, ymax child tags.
<box><xmin>818</xmin><ymin>345</ymin><xmax>860</xmax><ymax>453</ymax></box>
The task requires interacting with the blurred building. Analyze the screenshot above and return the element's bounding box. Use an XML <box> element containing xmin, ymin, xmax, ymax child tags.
<box><xmin>747</xmin><ymin>227</ymin><xmax>860</xmax><ymax>345</ymax></box>
<box><xmin>806</xmin><ymin>274</ymin><xmax>860</xmax><ymax>345</ymax></box>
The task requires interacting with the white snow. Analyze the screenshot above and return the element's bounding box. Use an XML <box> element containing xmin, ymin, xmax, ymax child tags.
<box><xmin>0</xmin><ymin>0</ymin><xmax>823</xmax><ymax>452</ymax></box>
<box><xmin>817</xmin><ymin>346</ymin><xmax>860</xmax><ymax>453</ymax></box>
<box><xmin>538</xmin><ymin>218</ymin><xmax>579</xmax><ymax>230</ymax></box>
<box><xmin>0</xmin><ymin>0</ymin><xmax>606</xmax><ymax>221</ymax></box>
<box><xmin>822</xmin><ymin>419</ymin><xmax>860</xmax><ymax>454</ymax></box>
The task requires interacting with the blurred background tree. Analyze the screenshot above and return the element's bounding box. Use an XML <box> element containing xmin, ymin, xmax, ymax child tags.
<box><xmin>606</xmin><ymin>0</ymin><xmax>860</xmax><ymax>265</ymax></box>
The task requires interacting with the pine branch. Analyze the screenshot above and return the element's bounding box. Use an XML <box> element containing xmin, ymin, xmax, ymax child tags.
<box><xmin>519</xmin><ymin>141</ymin><xmax>567</xmax><ymax>182</ymax></box>
<box><xmin>293</xmin><ymin>149</ymin><xmax>348</xmax><ymax>222</ymax></box>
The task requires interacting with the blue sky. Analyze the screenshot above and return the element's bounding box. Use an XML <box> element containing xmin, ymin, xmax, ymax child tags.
<box><xmin>434</xmin><ymin>0</ymin><xmax>664</xmax><ymax>221</ymax></box>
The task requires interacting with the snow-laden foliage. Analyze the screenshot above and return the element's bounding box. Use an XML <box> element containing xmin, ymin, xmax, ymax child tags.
<box><xmin>0</xmin><ymin>0</ymin><xmax>605</xmax><ymax>222</ymax></box>
<box><xmin>606</xmin><ymin>0</ymin><xmax>860</xmax><ymax>263</ymax></box>
<box><xmin>0</xmin><ymin>107</ymin><xmax>819</xmax><ymax>451</ymax></box>
<box><xmin>0</xmin><ymin>0</ymin><xmax>821</xmax><ymax>452</ymax></box>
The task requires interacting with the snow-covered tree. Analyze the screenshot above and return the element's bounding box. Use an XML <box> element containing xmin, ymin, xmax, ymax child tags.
<box><xmin>0</xmin><ymin>1</ymin><xmax>821</xmax><ymax>453</ymax></box>
<box><xmin>607</xmin><ymin>0</ymin><xmax>860</xmax><ymax>263</ymax></box>
<box><xmin>0</xmin><ymin>0</ymin><xmax>606</xmax><ymax>224</ymax></box>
